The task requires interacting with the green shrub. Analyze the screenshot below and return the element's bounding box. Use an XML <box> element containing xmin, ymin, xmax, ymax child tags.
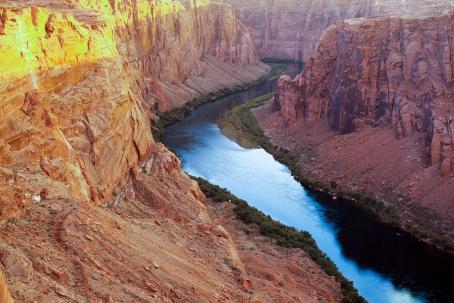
<box><xmin>192</xmin><ymin>176</ymin><xmax>365</xmax><ymax>303</ymax></box>
<box><xmin>191</xmin><ymin>177</ymin><xmax>239</xmax><ymax>203</ymax></box>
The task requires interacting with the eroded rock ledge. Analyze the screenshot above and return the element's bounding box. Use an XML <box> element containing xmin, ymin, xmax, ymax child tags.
<box><xmin>0</xmin><ymin>143</ymin><xmax>342</xmax><ymax>302</ymax></box>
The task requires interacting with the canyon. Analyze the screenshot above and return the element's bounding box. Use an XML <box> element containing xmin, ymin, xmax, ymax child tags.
<box><xmin>0</xmin><ymin>0</ymin><xmax>268</xmax><ymax>221</ymax></box>
<box><xmin>0</xmin><ymin>0</ymin><xmax>344</xmax><ymax>302</ymax></box>
<box><xmin>261</xmin><ymin>12</ymin><xmax>454</xmax><ymax>249</ymax></box>
<box><xmin>1</xmin><ymin>0</ymin><xmax>454</xmax><ymax>302</ymax></box>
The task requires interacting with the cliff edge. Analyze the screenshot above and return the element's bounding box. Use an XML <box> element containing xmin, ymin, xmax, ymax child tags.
<box><xmin>0</xmin><ymin>0</ymin><xmax>267</xmax><ymax>220</ymax></box>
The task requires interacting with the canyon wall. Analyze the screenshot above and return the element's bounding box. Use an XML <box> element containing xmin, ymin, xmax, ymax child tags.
<box><xmin>274</xmin><ymin>13</ymin><xmax>454</xmax><ymax>176</ymax></box>
<box><xmin>0</xmin><ymin>0</ymin><xmax>266</xmax><ymax>221</ymax></box>
<box><xmin>225</xmin><ymin>0</ymin><xmax>454</xmax><ymax>62</ymax></box>
<box><xmin>0</xmin><ymin>141</ymin><xmax>342</xmax><ymax>302</ymax></box>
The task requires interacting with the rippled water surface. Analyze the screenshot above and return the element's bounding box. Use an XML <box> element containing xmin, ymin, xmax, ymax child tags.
<box><xmin>162</xmin><ymin>66</ymin><xmax>454</xmax><ymax>303</ymax></box>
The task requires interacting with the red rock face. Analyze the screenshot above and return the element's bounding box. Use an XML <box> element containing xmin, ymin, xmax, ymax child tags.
<box><xmin>0</xmin><ymin>0</ymin><xmax>270</xmax><ymax>225</ymax></box>
<box><xmin>274</xmin><ymin>75</ymin><xmax>302</xmax><ymax>125</ymax></box>
<box><xmin>274</xmin><ymin>14</ymin><xmax>454</xmax><ymax>176</ymax></box>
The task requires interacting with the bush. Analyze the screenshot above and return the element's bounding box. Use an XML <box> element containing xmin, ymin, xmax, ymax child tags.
<box><xmin>191</xmin><ymin>176</ymin><xmax>239</xmax><ymax>203</ymax></box>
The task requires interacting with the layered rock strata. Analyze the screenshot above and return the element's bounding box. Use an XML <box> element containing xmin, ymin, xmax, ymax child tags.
<box><xmin>274</xmin><ymin>13</ymin><xmax>454</xmax><ymax>176</ymax></box>
<box><xmin>225</xmin><ymin>0</ymin><xmax>454</xmax><ymax>61</ymax></box>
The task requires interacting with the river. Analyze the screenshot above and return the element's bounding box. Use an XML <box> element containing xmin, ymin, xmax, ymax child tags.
<box><xmin>162</xmin><ymin>65</ymin><xmax>454</xmax><ymax>303</ymax></box>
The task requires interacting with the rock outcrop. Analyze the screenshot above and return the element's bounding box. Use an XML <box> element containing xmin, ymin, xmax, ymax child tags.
<box><xmin>0</xmin><ymin>139</ymin><xmax>342</xmax><ymax>302</ymax></box>
<box><xmin>225</xmin><ymin>0</ymin><xmax>454</xmax><ymax>61</ymax></box>
<box><xmin>274</xmin><ymin>13</ymin><xmax>454</xmax><ymax>176</ymax></box>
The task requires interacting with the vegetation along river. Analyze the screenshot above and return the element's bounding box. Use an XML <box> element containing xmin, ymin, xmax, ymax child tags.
<box><xmin>162</xmin><ymin>64</ymin><xmax>454</xmax><ymax>303</ymax></box>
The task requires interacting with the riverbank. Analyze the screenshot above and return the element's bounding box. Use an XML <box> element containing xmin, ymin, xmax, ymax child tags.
<box><xmin>193</xmin><ymin>176</ymin><xmax>365</xmax><ymax>303</ymax></box>
<box><xmin>221</xmin><ymin>94</ymin><xmax>454</xmax><ymax>254</ymax></box>
<box><xmin>152</xmin><ymin>63</ymin><xmax>287</xmax><ymax>141</ymax></box>
<box><xmin>220</xmin><ymin>95</ymin><xmax>400</xmax><ymax>226</ymax></box>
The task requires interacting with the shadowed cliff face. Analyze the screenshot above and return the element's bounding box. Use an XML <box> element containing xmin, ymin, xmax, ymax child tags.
<box><xmin>0</xmin><ymin>0</ymin><xmax>267</xmax><ymax>221</ymax></box>
<box><xmin>274</xmin><ymin>14</ymin><xmax>454</xmax><ymax>177</ymax></box>
<box><xmin>224</xmin><ymin>0</ymin><xmax>454</xmax><ymax>62</ymax></box>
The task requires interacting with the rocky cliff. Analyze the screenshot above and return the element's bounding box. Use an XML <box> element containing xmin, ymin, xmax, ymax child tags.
<box><xmin>225</xmin><ymin>0</ymin><xmax>454</xmax><ymax>62</ymax></box>
<box><xmin>274</xmin><ymin>13</ymin><xmax>454</xmax><ymax>176</ymax></box>
<box><xmin>262</xmin><ymin>12</ymin><xmax>454</xmax><ymax>249</ymax></box>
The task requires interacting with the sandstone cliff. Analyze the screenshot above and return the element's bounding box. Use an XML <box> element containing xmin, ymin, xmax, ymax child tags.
<box><xmin>274</xmin><ymin>13</ymin><xmax>454</xmax><ymax>176</ymax></box>
<box><xmin>225</xmin><ymin>0</ymin><xmax>454</xmax><ymax>62</ymax></box>
<box><xmin>0</xmin><ymin>0</ymin><xmax>267</xmax><ymax>221</ymax></box>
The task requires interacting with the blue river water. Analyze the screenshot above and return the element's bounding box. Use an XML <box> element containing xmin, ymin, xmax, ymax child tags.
<box><xmin>162</xmin><ymin>70</ymin><xmax>454</xmax><ymax>303</ymax></box>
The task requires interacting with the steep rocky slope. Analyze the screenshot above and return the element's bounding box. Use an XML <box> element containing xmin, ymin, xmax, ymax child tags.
<box><xmin>0</xmin><ymin>0</ymin><xmax>344</xmax><ymax>301</ymax></box>
<box><xmin>225</xmin><ymin>0</ymin><xmax>454</xmax><ymax>61</ymax></box>
<box><xmin>1</xmin><ymin>145</ymin><xmax>341</xmax><ymax>302</ymax></box>
<box><xmin>260</xmin><ymin>13</ymin><xmax>454</xmax><ymax>249</ymax></box>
